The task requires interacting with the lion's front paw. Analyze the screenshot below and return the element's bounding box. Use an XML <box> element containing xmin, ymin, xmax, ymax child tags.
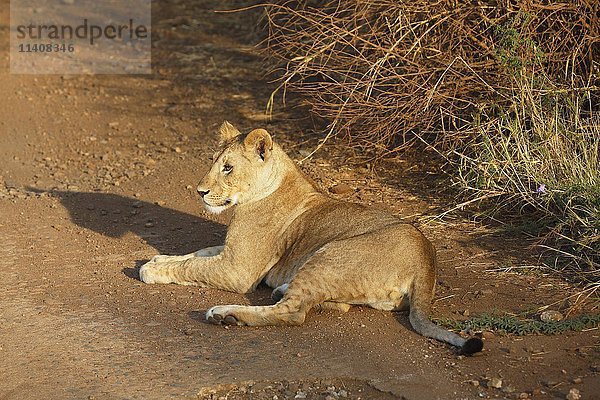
<box><xmin>206</xmin><ymin>305</ymin><xmax>245</xmax><ymax>326</ymax></box>
<box><xmin>139</xmin><ymin>260</ymin><xmax>174</xmax><ymax>284</ymax></box>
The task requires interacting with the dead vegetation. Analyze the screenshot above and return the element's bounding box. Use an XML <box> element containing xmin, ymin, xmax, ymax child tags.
<box><xmin>260</xmin><ymin>0</ymin><xmax>599</xmax><ymax>293</ymax></box>
<box><xmin>263</xmin><ymin>0</ymin><xmax>597</xmax><ymax>149</ymax></box>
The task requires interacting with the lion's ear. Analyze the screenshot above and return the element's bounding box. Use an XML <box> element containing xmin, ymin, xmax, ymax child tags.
<box><xmin>244</xmin><ymin>129</ymin><xmax>273</xmax><ymax>161</ymax></box>
<box><xmin>218</xmin><ymin>121</ymin><xmax>241</xmax><ymax>143</ymax></box>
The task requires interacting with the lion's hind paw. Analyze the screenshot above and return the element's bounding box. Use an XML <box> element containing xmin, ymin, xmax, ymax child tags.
<box><xmin>206</xmin><ymin>306</ymin><xmax>243</xmax><ymax>326</ymax></box>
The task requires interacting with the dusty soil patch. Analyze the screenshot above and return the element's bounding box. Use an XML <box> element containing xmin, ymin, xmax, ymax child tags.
<box><xmin>0</xmin><ymin>1</ymin><xmax>598</xmax><ymax>399</ymax></box>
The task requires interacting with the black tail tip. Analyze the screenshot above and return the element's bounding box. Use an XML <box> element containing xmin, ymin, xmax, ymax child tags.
<box><xmin>461</xmin><ymin>337</ymin><xmax>484</xmax><ymax>355</ymax></box>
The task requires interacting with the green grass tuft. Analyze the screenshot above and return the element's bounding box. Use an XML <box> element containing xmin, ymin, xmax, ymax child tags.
<box><xmin>435</xmin><ymin>313</ymin><xmax>600</xmax><ymax>336</ymax></box>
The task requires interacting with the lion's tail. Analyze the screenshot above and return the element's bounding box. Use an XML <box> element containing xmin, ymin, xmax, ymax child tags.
<box><xmin>409</xmin><ymin>275</ymin><xmax>483</xmax><ymax>355</ymax></box>
<box><xmin>409</xmin><ymin>307</ymin><xmax>483</xmax><ymax>355</ymax></box>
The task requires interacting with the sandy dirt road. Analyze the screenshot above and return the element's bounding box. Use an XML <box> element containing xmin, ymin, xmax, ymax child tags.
<box><xmin>0</xmin><ymin>1</ymin><xmax>598</xmax><ymax>399</ymax></box>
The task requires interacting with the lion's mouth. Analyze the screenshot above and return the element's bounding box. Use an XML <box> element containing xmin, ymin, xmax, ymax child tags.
<box><xmin>204</xmin><ymin>199</ymin><xmax>231</xmax><ymax>207</ymax></box>
<box><xmin>203</xmin><ymin>198</ymin><xmax>235</xmax><ymax>214</ymax></box>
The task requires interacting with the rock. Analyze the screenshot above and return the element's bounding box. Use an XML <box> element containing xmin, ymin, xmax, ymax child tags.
<box><xmin>488</xmin><ymin>377</ymin><xmax>502</xmax><ymax>389</ymax></box>
<box><xmin>482</xmin><ymin>331</ymin><xmax>495</xmax><ymax>339</ymax></box>
<box><xmin>572</xmin><ymin>377</ymin><xmax>582</xmax><ymax>384</ymax></box>
<box><xmin>502</xmin><ymin>385</ymin><xmax>515</xmax><ymax>393</ymax></box>
<box><xmin>329</xmin><ymin>184</ymin><xmax>353</xmax><ymax>195</ymax></box>
<box><xmin>338</xmin><ymin>390</ymin><xmax>348</xmax><ymax>398</ymax></box>
<box><xmin>132</xmin><ymin>201</ymin><xmax>144</xmax><ymax>208</ymax></box>
<box><xmin>540</xmin><ymin>310</ymin><xmax>564</xmax><ymax>322</ymax></box>
<box><xmin>145</xmin><ymin>222</ymin><xmax>154</xmax><ymax>228</ymax></box>
<box><xmin>526</xmin><ymin>346</ymin><xmax>543</xmax><ymax>354</ymax></box>
<box><xmin>294</xmin><ymin>390</ymin><xmax>306</xmax><ymax>399</ymax></box>
<box><xmin>566</xmin><ymin>388</ymin><xmax>581</xmax><ymax>400</ymax></box>
<box><xmin>468</xmin><ymin>380</ymin><xmax>480</xmax><ymax>387</ymax></box>
<box><xmin>518</xmin><ymin>393</ymin><xmax>529</xmax><ymax>399</ymax></box>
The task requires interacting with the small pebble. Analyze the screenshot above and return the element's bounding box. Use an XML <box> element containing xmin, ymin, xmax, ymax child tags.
<box><xmin>502</xmin><ymin>385</ymin><xmax>515</xmax><ymax>393</ymax></box>
<box><xmin>482</xmin><ymin>331</ymin><xmax>495</xmax><ymax>339</ymax></box>
<box><xmin>566</xmin><ymin>388</ymin><xmax>581</xmax><ymax>400</ymax></box>
<box><xmin>540</xmin><ymin>310</ymin><xmax>564</xmax><ymax>322</ymax></box>
<box><xmin>488</xmin><ymin>377</ymin><xmax>502</xmax><ymax>389</ymax></box>
<box><xmin>329</xmin><ymin>183</ymin><xmax>353</xmax><ymax>195</ymax></box>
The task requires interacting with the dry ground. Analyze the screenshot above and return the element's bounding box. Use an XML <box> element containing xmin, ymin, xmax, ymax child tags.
<box><xmin>0</xmin><ymin>1</ymin><xmax>598</xmax><ymax>399</ymax></box>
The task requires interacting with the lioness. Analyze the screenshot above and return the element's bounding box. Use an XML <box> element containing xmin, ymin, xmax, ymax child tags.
<box><xmin>139</xmin><ymin>121</ymin><xmax>483</xmax><ymax>355</ymax></box>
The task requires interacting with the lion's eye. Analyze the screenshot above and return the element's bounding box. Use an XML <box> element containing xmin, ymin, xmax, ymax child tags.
<box><xmin>222</xmin><ymin>164</ymin><xmax>233</xmax><ymax>174</ymax></box>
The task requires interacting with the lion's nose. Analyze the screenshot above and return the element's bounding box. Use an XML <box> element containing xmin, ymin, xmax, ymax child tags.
<box><xmin>197</xmin><ymin>189</ymin><xmax>210</xmax><ymax>198</ymax></box>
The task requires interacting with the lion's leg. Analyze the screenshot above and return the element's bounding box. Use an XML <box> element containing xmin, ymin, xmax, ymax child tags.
<box><xmin>149</xmin><ymin>245</ymin><xmax>224</xmax><ymax>264</ymax></box>
<box><xmin>139</xmin><ymin>250</ymin><xmax>254</xmax><ymax>293</ymax></box>
<box><xmin>271</xmin><ymin>283</ymin><xmax>349</xmax><ymax>313</ymax></box>
<box><xmin>315</xmin><ymin>302</ymin><xmax>351</xmax><ymax>313</ymax></box>
<box><xmin>207</xmin><ymin>274</ymin><xmax>330</xmax><ymax>326</ymax></box>
<box><xmin>207</xmin><ymin>256</ymin><xmax>355</xmax><ymax>326</ymax></box>
<box><xmin>206</xmin><ymin>296</ymin><xmax>310</xmax><ymax>326</ymax></box>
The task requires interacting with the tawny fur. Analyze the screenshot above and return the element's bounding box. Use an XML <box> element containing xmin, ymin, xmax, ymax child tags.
<box><xmin>139</xmin><ymin>121</ymin><xmax>483</xmax><ymax>354</ymax></box>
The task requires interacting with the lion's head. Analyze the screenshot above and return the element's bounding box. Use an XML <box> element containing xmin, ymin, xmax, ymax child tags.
<box><xmin>196</xmin><ymin>121</ymin><xmax>280</xmax><ymax>214</ymax></box>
